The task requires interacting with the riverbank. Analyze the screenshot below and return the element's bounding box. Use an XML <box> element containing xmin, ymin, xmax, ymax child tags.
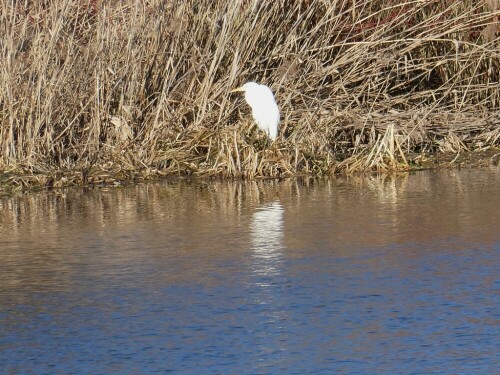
<box><xmin>1</xmin><ymin>142</ymin><xmax>498</xmax><ymax>196</ymax></box>
<box><xmin>1</xmin><ymin>1</ymin><xmax>499</xmax><ymax>192</ymax></box>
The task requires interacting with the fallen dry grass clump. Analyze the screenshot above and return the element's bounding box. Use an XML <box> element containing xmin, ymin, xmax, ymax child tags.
<box><xmin>0</xmin><ymin>0</ymin><xmax>499</xmax><ymax>190</ymax></box>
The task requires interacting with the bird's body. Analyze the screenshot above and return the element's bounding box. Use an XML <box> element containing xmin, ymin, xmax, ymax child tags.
<box><xmin>231</xmin><ymin>82</ymin><xmax>280</xmax><ymax>141</ymax></box>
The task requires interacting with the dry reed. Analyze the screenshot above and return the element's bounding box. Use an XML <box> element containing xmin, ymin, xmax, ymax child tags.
<box><xmin>1</xmin><ymin>0</ymin><xmax>499</xmax><ymax>187</ymax></box>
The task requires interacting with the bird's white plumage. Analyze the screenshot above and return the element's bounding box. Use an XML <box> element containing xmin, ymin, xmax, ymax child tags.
<box><xmin>231</xmin><ymin>82</ymin><xmax>280</xmax><ymax>141</ymax></box>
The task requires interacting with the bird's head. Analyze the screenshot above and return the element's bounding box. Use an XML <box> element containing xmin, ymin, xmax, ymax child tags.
<box><xmin>230</xmin><ymin>82</ymin><xmax>259</xmax><ymax>93</ymax></box>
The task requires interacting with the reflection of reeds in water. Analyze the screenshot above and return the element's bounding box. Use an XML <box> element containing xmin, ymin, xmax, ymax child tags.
<box><xmin>1</xmin><ymin>168</ymin><xmax>499</xmax><ymax>244</ymax></box>
<box><xmin>0</xmin><ymin>1</ymin><xmax>499</xmax><ymax>181</ymax></box>
<box><xmin>1</xmin><ymin>169</ymin><xmax>499</xmax><ymax>298</ymax></box>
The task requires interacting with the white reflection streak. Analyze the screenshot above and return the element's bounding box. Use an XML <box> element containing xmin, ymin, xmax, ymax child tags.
<box><xmin>250</xmin><ymin>201</ymin><xmax>284</xmax><ymax>276</ymax></box>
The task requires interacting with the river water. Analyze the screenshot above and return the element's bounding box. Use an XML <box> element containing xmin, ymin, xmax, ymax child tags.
<box><xmin>0</xmin><ymin>168</ymin><xmax>499</xmax><ymax>374</ymax></box>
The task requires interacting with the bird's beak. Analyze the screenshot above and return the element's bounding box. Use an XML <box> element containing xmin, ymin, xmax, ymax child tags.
<box><xmin>230</xmin><ymin>87</ymin><xmax>245</xmax><ymax>93</ymax></box>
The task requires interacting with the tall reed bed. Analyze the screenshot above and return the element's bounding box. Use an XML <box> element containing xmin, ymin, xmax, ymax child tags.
<box><xmin>1</xmin><ymin>0</ymin><xmax>499</xmax><ymax>179</ymax></box>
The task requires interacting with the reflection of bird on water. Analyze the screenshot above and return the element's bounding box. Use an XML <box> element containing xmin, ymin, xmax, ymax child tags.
<box><xmin>250</xmin><ymin>201</ymin><xmax>284</xmax><ymax>279</ymax></box>
<box><xmin>251</xmin><ymin>201</ymin><xmax>284</xmax><ymax>255</ymax></box>
<box><xmin>230</xmin><ymin>82</ymin><xmax>280</xmax><ymax>141</ymax></box>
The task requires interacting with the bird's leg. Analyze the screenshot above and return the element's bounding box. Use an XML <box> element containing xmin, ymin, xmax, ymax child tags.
<box><xmin>250</xmin><ymin>124</ymin><xmax>264</xmax><ymax>149</ymax></box>
<box><xmin>263</xmin><ymin>135</ymin><xmax>270</xmax><ymax>148</ymax></box>
<box><xmin>250</xmin><ymin>124</ymin><xmax>259</xmax><ymax>147</ymax></box>
<box><xmin>257</xmin><ymin>133</ymin><xmax>268</xmax><ymax>149</ymax></box>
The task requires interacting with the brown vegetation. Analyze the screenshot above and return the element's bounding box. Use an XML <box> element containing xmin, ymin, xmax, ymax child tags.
<box><xmin>1</xmin><ymin>0</ymin><xmax>499</xmax><ymax>189</ymax></box>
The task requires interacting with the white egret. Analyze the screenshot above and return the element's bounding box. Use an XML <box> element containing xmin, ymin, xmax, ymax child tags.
<box><xmin>230</xmin><ymin>82</ymin><xmax>280</xmax><ymax>141</ymax></box>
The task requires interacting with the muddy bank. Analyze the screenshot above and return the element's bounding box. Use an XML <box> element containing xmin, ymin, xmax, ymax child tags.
<box><xmin>1</xmin><ymin>147</ymin><xmax>498</xmax><ymax>196</ymax></box>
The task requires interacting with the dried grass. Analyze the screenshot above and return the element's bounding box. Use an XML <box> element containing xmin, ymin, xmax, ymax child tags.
<box><xmin>1</xmin><ymin>0</ymin><xmax>499</xmax><ymax>183</ymax></box>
